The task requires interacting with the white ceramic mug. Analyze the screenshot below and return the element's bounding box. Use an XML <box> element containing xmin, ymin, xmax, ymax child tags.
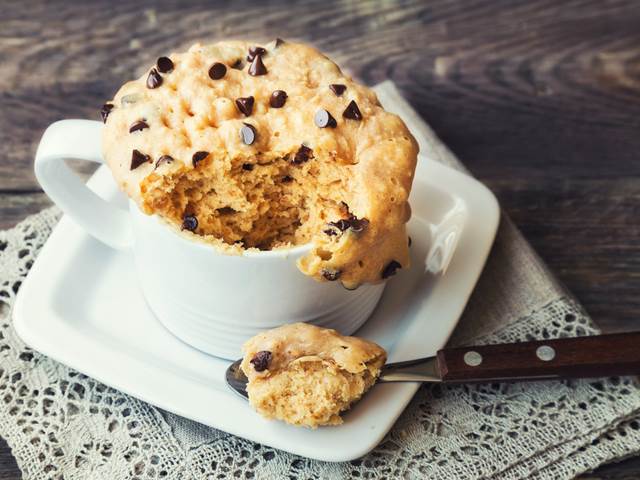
<box><xmin>34</xmin><ymin>119</ymin><xmax>386</xmax><ymax>359</ymax></box>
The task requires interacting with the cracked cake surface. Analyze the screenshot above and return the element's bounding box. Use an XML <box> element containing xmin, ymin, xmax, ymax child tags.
<box><xmin>101</xmin><ymin>39</ymin><xmax>418</xmax><ymax>287</ymax></box>
<box><xmin>240</xmin><ymin>323</ymin><xmax>386</xmax><ymax>428</ymax></box>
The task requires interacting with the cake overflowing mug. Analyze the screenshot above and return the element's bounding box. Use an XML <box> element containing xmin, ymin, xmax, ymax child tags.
<box><xmin>34</xmin><ymin>119</ymin><xmax>387</xmax><ymax>359</ymax></box>
<box><xmin>34</xmin><ymin>40</ymin><xmax>419</xmax><ymax>359</ymax></box>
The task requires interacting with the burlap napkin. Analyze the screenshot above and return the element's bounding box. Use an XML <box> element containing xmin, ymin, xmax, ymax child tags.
<box><xmin>0</xmin><ymin>81</ymin><xmax>638</xmax><ymax>479</ymax></box>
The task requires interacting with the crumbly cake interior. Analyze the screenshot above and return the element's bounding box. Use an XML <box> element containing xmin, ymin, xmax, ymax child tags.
<box><xmin>142</xmin><ymin>151</ymin><xmax>350</xmax><ymax>250</ymax></box>
<box><xmin>246</xmin><ymin>357</ymin><xmax>379</xmax><ymax>427</ymax></box>
<box><xmin>241</xmin><ymin>322</ymin><xmax>386</xmax><ymax>428</ymax></box>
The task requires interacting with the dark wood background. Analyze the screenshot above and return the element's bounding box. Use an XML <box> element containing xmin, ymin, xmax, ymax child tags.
<box><xmin>1</xmin><ymin>0</ymin><xmax>639</xmax><ymax>478</ymax></box>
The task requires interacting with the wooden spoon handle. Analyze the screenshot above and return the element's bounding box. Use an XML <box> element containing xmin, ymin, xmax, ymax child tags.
<box><xmin>437</xmin><ymin>332</ymin><xmax>640</xmax><ymax>383</ymax></box>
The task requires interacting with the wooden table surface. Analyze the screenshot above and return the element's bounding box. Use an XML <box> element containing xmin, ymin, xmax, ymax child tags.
<box><xmin>1</xmin><ymin>0</ymin><xmax>639</xmax><ymax>478</ymax></box>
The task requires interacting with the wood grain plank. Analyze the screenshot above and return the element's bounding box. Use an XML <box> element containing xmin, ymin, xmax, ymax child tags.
<box><xmin>0</xmin><ymin>439</ymin><xmax>18</xmax><ymax>480</ymax></box>
<box><xmin>0</xmin><ymin>193</ymin><xmax>52</xmax><ymax>230</ymax></box>
<box><xmin>2</xmin><ymin>0</ymin><xmax>640</xmax><ymax>189</ymax></box>
<box><xmin>1</xmin><ymin>0</ymin><xmax>640</xmax><ymax>478</ymax></box>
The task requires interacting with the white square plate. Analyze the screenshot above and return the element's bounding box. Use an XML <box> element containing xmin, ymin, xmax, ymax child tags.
<box><xmin>14</xmin><ymin>156</ymin><xmax>498</xmax><ymax>461</ymax></box>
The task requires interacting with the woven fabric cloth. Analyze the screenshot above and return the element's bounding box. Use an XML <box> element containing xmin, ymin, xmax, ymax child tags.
<box><xmin>1</xmin><ymin>81</ymin><xmax>639</xmax><ymax>479</ymax></box>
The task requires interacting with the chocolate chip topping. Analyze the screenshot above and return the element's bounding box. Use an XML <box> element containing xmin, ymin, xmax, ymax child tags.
<box><xmin>146</xmin><ymin>68</ymin><xmax>162</xmax><ymax>89</ymax></box>
<box><xmin>343</xmin><ymin>100</ymin><xmax>363</xmax><ymax>120</ymax></box>
<box><xmin>130</xmin><ymin>149</ymin><xmax>150</xmax><ymax>170</ymax></box>
<box><xmin>281</xmin><ymin>175</ymin><xmax>293</xmax><ymax>183</ymax></box>
<box><xmin>274</xmin><ymin>38</ymin><xmax>285</xmax><ymax>48</ymax></box>
<box><xmin>129</xmin><ymin>120</ymin><xmax>149</xmax><ymax>133</ymax></box>
<box><xmin>327</xmin><ymin>218</ymin><xmax>351</xmax><ymax>233</ymax></box>
<box><xmin>382</xmin><ymin>260</ymin><xmax>402</xmax><ymax>279</ymax></box>
<box><xmin>314</xmin><ymin>109</ymin><xmax>337</xmax><ymax>128</ymax></box>
<box><xmin>408</xmin><ymin>236</ymin><xmax>412</xmax><ymax>247</ymax></box>
<box><xmin>230</xmin><ymin>59</ymin><xmax>243</xmax><ymax>70</ymax></box>
<box><xmin>208</xmin><ymin>62</ymin><xmax>227</xmax><ymax>80</ymax></box>
<box><xmin>269</xmin><ymin>90</ymin><xmax>287</xmax><ymax>108</ymax></box>
<box><xmin>242</xmin><ymin>163</ymin><xmax>254</xmax><ymax>171</ymax></box>
<box><xmin>155</xmin><ymin>155</ymin><xmax>174</xmax><ymax>169</ymax></box>
<box><xmin>292</xmin><ymin>145</ymin><xmax>313</xmax><ymax>164</ymax></box>
<box><xmin>329</xmin><ymin>84</ymin><xmax>346</xmax><ymax>96</ymax></box>
<box><xmin>348</xmin><ymin>216</ymin><xmax>370</xmax><ymax>233</ymax></box>
<box><xmin>100</xmin><ymin>103</ymin><xmax>114</xmax><ymax>123</ymax></box>
<box><xmin>192</xmin><ymin>151</ymin><xmax>209</xmax><ymax>167</ymax></box>
<box><xmin>235</xmin><ymin>96</ymin><xmax>255</xmax><ymax>117</ymax></box>
<box><xmin>216</xmin><ymin>206</ymin><xmax>236</xmax><ymax>215</ymax></box>
<box><xmin>240</xmin><ymin>123</ymin><xmax>257</xmax><ymax>145</ymax></box>
<box><xmin>248</xmin><ymin>54</ymin><xmax>267</xmax><ymax>76</ymax></box>
<box><xmin>156</xmin><ymin>56</ymin><xmax>174</xmax><ymax>73</ymax></box>
<box><xmin>322</xmin><ymin>269</ymin><xmax>342</xmax><ymax>281</ymax></box>
<box><xmin>325</xmin><ymin>215</ymin><xmax>369</xmax><ymax>236</ymax></box>
<box><xmin>182</xmin><ymin>214</ymin><xmax>198</xmax><ymax>232</ymax></box>
<box><xmin>250</xmin><ymin>350</ymin><xmax>272</xmax><ymax>372</ymax></box>
<box><xmin>246</xmin><ymin>46</ymin><xmax>266</xmax><ymax>62</ymax></box>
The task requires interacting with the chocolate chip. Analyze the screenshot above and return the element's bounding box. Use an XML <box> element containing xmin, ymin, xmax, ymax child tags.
<box><xmin>246</xmin><ymin>46</ymin><xmax>266</xmax><ymax>62</ymax></box>
<box><xmin>326</xmin><ymin>215</ymin><xmax>369</xmax><ymax>235</ymax></box>
<box><xmin>235</xmin><ymin>96</ymin><xmax>254</xmax><ymax>117</ymax></box>
<box><xmin>216</xmin><ymin>206</ymin><xmax>236</xmax><ymax>215</ymax></box>
<box><xmin>100</xmin><ymin>103</ymin><xmax>114</xmax><ymax>123</ymax></box>
<box><xmin>329</xmin><ymin>84</ymin><xmax>346</xmax><ymax>96</ymax></box>
<box><xmin>157</xmin><ymin>56</ymin><xmax>174</xmax><ymax>73</ymax></box>
<box><xmin>182</xmin><ymin>214</ymin><xmax>198</xmax><ymax>232</ymax></box>
<box><xmin>155</xmin><ymin>155</ymin><xmax>174</xmax><ymax>169</ymax></box>
<box><xmin>192</xmin><ymin>151</ymin><xmax>209</xmax><ymax>167</ymax></box>
<box><xmin>348</xmin><ymin>216</ymin><xmax>369</xmax><ymax>233</ymax></box>
<box><xmin>240</xmin><ymin>123</ymin><xmax>257</xmax><ymax>145</ymax></box>
<box><xmin>250</xmin><ymin>350</ymin><xmax>272</xmax><ymax>372</ymax></box>
<box><xmin>130</xmin><ymin>150</ymin><xmax>150</xmax><ymax>170</ymax></box>
<box><xmin>327</xmin><ymin>219</ymin><xmax>351</xmax><ymax>232</ymax></box>
<box><xmin>382</xmin><ymin>260</ymin><xmax>402</xmax><ymax>279</ymax></box>
<box><xmin>242</xmin><ymin>163</ymin><xmax>254</xmax><ymax>171</ymax></box>
<box><xmin>270</xmin><ymin>90</ymin><xmax>287</xmax><ymax>108</ymax></box>
<box><xmin>322</xmin><ymin>269</ymin><xmax>342</xmax><ymax>281</ymax></box>
<box><xmin>343</xmin><ymin>100</ymin><xmax>363</xmax><ymax>120</ymax></box>
<box><xmin>146</xmin><ymin>68</ymin><xmax>162</xmax><ymax>89</ymax></box>
<box><xmin>292</xmin><ymin>145</ymin><xmax>313</xmax><ymax>164</ymax></box>
<box><xmin>408</xmin><ymin>236</ymin><xmax>412</xmax><ymax>247</ymax></box>
<box><xmin>273</xmin><ymin>38</ymin><xmax>285</xmax><ymax>48</ymax></box>
<box><xmin>129</xmin><ymin>120</ymin><xmax>149</xmax><ymax>133</ymax></box>
<box><xmin>248</xmin><ymin>55</ymin><xmax>267</xmax><ymax>76</ymax></box>
<box><xmin>208</xmin><ymin>62</ymin><xmax>227</xmax><ymax>80</ymax></box>
<box><xmin>315</xmin><ymin>109</ymin><xmax>337</xmax><ymax>128</ymax></box>
<box><xmin>281</xmin><ymin>175</ymin><xmax>293</xmax><ymax>183</ymax></box>
<box><xmin>230</xmin><ymin>59</ymin><xmax>243</xmax><ymax>70</ymax></box>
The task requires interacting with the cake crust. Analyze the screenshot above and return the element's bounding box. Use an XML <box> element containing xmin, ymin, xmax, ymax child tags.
<box><xmin>102</xmin><ymin>40</ymin><xmax>418</xmax><ymax>286</ymax></box>
<box><xmin>240</xmin><ymin>323</ymin><xmax>387</xmax><ymax>428</ymax></box>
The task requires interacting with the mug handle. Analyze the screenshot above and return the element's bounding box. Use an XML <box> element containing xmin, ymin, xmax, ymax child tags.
<box><xmin>34</xmin><ymin>119</ymin><xmax>134</xmax><ymax>250</ymax></box>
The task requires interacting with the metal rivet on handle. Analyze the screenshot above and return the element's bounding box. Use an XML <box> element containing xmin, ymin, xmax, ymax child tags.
<box><xmin>464</xmin><ymin>351</ymin><xmax>483</xmax><ymax>367</ymax></box>
<box><xmin>536</xmin><ymin>345</ymin><xmax>556</xmax><ymax>362</ymax></box>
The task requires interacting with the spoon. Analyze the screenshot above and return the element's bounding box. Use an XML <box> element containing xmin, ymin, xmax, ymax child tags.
<box><xmin>226</xmin><ymin>332</ymin><xmax>640</xmax><ymax>399</ymax></box>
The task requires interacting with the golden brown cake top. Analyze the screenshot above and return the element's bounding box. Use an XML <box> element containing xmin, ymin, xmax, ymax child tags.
<box><xmin>101</xmin><ymin>39</ymin><xmax>418</xmax><ymax>286</ymax></box>
<box><xmin>241</xmin><ymin>322</ymin><xmax>387</xmax><ymax>381</ymax></box>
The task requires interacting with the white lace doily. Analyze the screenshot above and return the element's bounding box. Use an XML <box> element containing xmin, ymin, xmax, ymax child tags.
<box><xmin>1</xmin><ymin>207</ymin><xmax>640</xmax><ymax>480</ymax></box>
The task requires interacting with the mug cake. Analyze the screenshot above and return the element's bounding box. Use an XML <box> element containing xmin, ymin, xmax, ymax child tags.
<box><xmin>241</xmin><ymin>322</ymin><xmax>386</xmax><ymax>427</ymax></box>
<box><xmin>100</xmin><ymin>39</ymin><xmax>418</xmax><ymax>289</ymax></box>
